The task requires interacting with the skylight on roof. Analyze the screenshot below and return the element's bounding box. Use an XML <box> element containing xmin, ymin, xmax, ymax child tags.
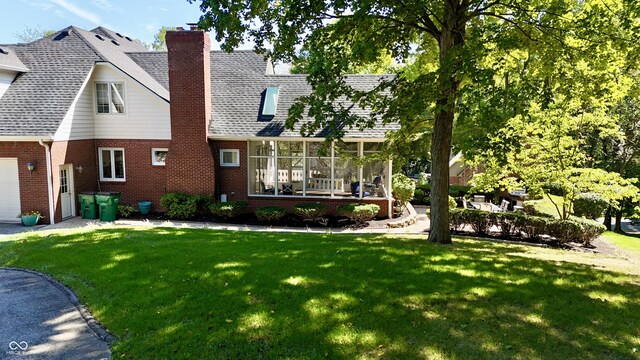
<box><xmin>116</xmin><ymin>32</ymin><xmax>123</xmax><ymax>38</ymax></box>
<box><xmin>261</xmin><ymin>86</ymin><xmax>279</xmax><ymax>117</ymax></box>
<box><xmin>95</xmin><ymin>34</ymin><xmax>105</xmax><ymax>41</ymax></box>
<box><xmin>111</xmin><ymin>40</ymin><xmax>120</xmax><ymax>46</ymax></box>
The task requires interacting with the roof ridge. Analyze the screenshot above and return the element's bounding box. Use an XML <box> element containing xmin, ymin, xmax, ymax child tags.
<box><xmin>68</xmin><ymin>26</ymin><xmax>106</xmax><ymax>61</ymax></box>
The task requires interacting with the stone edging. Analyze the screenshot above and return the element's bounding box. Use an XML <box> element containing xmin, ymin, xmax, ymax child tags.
<box><xmin>0</xmin><ymin>267</ymin><xmax>116</xmax><ymax>344</ymax></box>
<box><xmin>387</xmin><ymin>203</ymin><xmax>418</xmax><ymax>228</ymax></box>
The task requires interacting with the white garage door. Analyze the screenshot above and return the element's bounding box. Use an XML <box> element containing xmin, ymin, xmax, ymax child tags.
<box><xmin>0</xmin><ymin>158</ymin><xmax>21</xmax><ymax>222</ymax></box>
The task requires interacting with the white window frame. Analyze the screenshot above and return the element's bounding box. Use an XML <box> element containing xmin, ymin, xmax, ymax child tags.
<box><xmin>220</xmin><ymin>149</ymin><xmax>240</xmax><ymax>167</ymax></box>
<box><xmin>151</xmin><ymin>148</ymin><xmax>168</xmax><ymax>166</ymax></box>
<box><xmin>99</xmin><ymin>147</ymin><xmax>126</xmax><ymax>182</ymax></box>
<box><xmin>95</xmin><ymin>81</ymin><xmax>126</xmax><ymax>114</ymax></box>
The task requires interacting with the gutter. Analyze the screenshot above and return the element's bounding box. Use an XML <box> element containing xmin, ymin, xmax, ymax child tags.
<box><xmin>38</xmin><ymin>139</ymin><xmax>55</xmax><ymax>225</ymax></box>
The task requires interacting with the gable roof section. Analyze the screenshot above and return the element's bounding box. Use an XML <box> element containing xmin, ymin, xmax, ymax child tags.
<box><xmin>0</xmin><ymin>46</ymin><xmax>29</xmax><ymax>72</ymax></box>
<box><xmin>0</xmin><ymin>29</ymin><xmax>101</xmax><ymax>136</ymax></box>
<box><xmin>90</xmin><ymin>27</ymin><xmax>149</xmax><ymax>52</ymax></box>
<box><xmin>73</xmin><ymin>27</ymin><xmax>169</xmax><ymax>102</ymax></box>
<box><xmin>129</xmin><ymin>50</ymin><xmax>399</xmax><ymax>139</ymax></box>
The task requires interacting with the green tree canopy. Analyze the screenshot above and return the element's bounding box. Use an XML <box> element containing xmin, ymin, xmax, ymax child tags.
<box><xmin>192</xmin><ymin>0</ymin><xmax>640</xmax><ymax>243</ymax></box>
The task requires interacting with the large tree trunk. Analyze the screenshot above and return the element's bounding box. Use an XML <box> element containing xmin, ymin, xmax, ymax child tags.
<box><xmin>427</xmin><ymin>1</ymin><xmax>466</xmax><ymax>244</ymax></box>
<box><xmin>603</xmin><ymin>206</ymin><xmax>612</xmax><ymax>231</ymax></box>
<box><xmin>614</xmin><ymin>209</ymin><xmax>623</xmax><ymax>233</ymax></box>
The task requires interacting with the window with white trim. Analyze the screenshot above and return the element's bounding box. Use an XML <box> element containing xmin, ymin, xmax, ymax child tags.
<box><xmin>96</xmin><ymin>82</ymin><xmax>125</xmax><ymax>114</ymax></box>
<box><xmin>220</xmin><ymin>149</ymin><xmax>240</xmax><ymax>167</ymax></box>
<box><xmin>99</xmin><ymin>148</ymin><xmax>125</xmax><ymax>181</ymax></box>
<box><xmin>151</xmin><ymin>148</ymin><xmax>168</xmax><ymax>166</ymax></box>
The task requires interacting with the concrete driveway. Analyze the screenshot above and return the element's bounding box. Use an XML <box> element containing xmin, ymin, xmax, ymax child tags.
<box><xmin>0</xmin><ymin>223</ymin><xmax>44</xmax><ymax>240</ymax></box>
<box><xmin>0</xmin><ymin>268</ymin><xmax>111</xmax><ymax>359</ymax></box>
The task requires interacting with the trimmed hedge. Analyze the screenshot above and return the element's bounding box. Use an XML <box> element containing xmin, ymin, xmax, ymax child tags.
<box><xmin>573</xmin><ymin>192</ymin><xmax>608</xmax><ymax>220</ymax></box>
<box><xmin>449</xmin><ymin>209</ymin><xmax>605</xmax><ymax>245</ymax></box>
<box><xmin>255</xmin><ymin>206</ymin><xmax>287</xmax><ymax>222</ymax></box>
<box><xmin>293</xmin><ymin>203</ymin><xmax>328</xmax><ymax>221</ymax></box>
<box><xmin>411</xmin><ymin>184</ymin><xmax>476</xmax><ymax>205</ymax></box>
<box><xmin>160</xmin><ymin>192</ymin><xmax>198</xmax><ymax>220</ymax></box>
<box><xmin>337</xmin><ymin>203</ymin><xmax>381</xmax><ymax>223</ymax></box>
<box><xmin>209</xmin><ymin>200</ymin><xmax>248</xmax><ymax>219</ymax></box>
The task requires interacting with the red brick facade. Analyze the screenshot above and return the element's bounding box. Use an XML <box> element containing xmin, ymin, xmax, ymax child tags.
<box><xmin>165</xmin><ymin>30</ymin><xmax>216</xmax><ymax>195</ymax></box>
<box><xmin>0</xmin><ymin>141</ymin><xmax>50</xmax><ymax>221</ymax></box>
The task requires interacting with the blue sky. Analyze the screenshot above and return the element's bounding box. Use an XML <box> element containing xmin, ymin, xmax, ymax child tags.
<box><xmin>1</xmin><ymin>0</ymin><xmax>252</xmax><ymax>49</ymax></box>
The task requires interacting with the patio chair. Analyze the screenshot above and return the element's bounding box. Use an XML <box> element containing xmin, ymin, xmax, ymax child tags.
<box><xmin>282</xmin><ymin>183</ymin><xmax>294</xmax><ymax>195</ymax></box>
<box><xmin>500</xmin><ymin>199</ymin><xmax>510</xmax><ymax>212</ymax></box>
<box><xmin>260</xmin><ymin>181</ymin><xmax>275</xmax><ymax>195</ymax></box>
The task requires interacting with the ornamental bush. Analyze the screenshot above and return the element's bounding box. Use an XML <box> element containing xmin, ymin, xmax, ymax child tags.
<box><xmin>209</xmin><ymin>200</ymin><xmax>248</xmax><ymax>219</ymax></box>
<box><xmin>336</xmin><ymin>203</ymin><xmax>380</xmax><ymax>223</ymax></box>
<box><xmin>160</xmin><ymin>192</ymin><xmax>198</xmax><ymax>220</ymax></box>
<box><xmin>573</xmin><ymin>192</ymin><xmax>608</xmax><ymax>220</ymax></box>
<box><xmin>117</xmin><ymin>203</ymin><xmax>135</xmax><ymax>218</ymax></box>
<box><xmin>448</xmin><ymin>195</ymin><xmax>457</xmax><ymax>208</ymax></box>
<box><xmin>255</xmin><ymin>206</ymin><xmax>287</xmax><ymax>222</ymax></box>
<box><xmin>293</xmin><ymin>203</ymin><xmax>328</xmax><ymax>221</ymax></box>
<box><xmin>392</xmin><ymin>173</ymin><xmax>415</xmax><ymax>208</ymax></box>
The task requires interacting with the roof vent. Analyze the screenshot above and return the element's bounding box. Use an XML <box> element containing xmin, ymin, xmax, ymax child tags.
<box><xmin>95</xmin><ymin>34</ymin><xmax>105</xmax><ymax>41</ymax></box>
<box><xmin>115</xmin><ymin>32</ymin><xmax>124</xmax><ymax>38</ymax></box>
<box><xmin>125</xmin><ymin>36</ymin><xmax>132</xmax><ymax>42</ymax></box>
<box><xmin>111</xmin><ymin>40</ymin><xmax>120</xmax><ymax>46</ymax></box>
<box><xmin>186</xmin><ymin>22</ymin><xmax>199</xmax><ymax>31</ymax></box>
<box><xmin>0</xmin><ymin>48</ymin><xmax>7</xmax><ymax>55</ymax></box>
<box><xmin>53</xmin><ymin>31</ymin><xmax>69</xmax><ymax>41</ymax></box>
<box><xmin>261</xmin><ymin>86</ymin><xmax>280</xmax><ymax>118</ymax></box>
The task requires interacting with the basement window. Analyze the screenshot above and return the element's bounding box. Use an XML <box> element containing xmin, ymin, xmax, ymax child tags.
<box><xmin>99</xmin><ymin>148</ymin><xmax>126</xmax><ymax>181</ymax></box>
<box><xmin>96</xmin><ymin>82</ymin><xmax>125</xmax><ymax>114</ymax></box>
<box><xmin>220</xmin><ymin>149</ymin><xmax>240</xmax><ymax>167</ymax></box>
<box><xmin>261</xmin><ymin>86</ymin><xmax>279</xmax><ymax>117</ymax></box>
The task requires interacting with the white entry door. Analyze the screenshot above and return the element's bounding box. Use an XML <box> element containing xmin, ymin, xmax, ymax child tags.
<box><xmin>0</xmin><ymin>158</ymin><xmax>21</xmax><ymax>222</ymax></box>
<box><xmin>60</xmin><ymin>164</ymin><xmax>75</xmax><ymax>219</ymax></box>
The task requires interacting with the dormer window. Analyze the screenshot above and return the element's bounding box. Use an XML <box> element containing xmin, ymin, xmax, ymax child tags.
<box><xmin>96</xmin><ymin>82</ymin><xmax>125</xmax><ymax>114</ymax></box>
<box><xmin>261</xmin><ymin>86</ymin><xmax>279</xmax><ymax>117</ymax></box>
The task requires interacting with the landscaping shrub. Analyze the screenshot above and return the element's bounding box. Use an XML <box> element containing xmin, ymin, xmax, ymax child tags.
<box><xmin>573</xmin><ymin>192</ymin><xmax>608</xmax><ymax>220</ymax></box>
<box><xmin>117</xmin><ymin>203</ymin><xmax>135</xmax><ymax>218</ymax></box>
<box><xmin>160</xmin><ymin>193</ymin><xmax>198</xmax><ymax>220</ymax></box>
<box><xmin>392</xmin><ymin>173</ymin><xmax>415</xmax><ymax>208</ymax></box>
<box><xmin>448</xmin><ymin>195</ymin><xmax>457</xmax><ymax>208</ymax></box>
<box><xmin>336</xmin><ymin>203</ymin><xmax>380</xmax><ymax>223</ymax></box>
<box><xmin>193</xmin><ymin>194</ymin><xmax>214</xmax><ymax>217</ymax></box>
<box><xmin>413</xmin><ymin>188</ymin><xmax>426</xmax><ymax>204</ymax></box>
<box><xmin>449</xmin><ymin>185</ymin><xmax>472</xmax><ymax>198</ymax></box>
<box><xmin>209</xmin><ymin>201</ymin><xmax>248</xmax><ymax>219</ymax></box>
<box><xmin>448</xmin><ymin>209</ymin><xmax>605</xmax><ymax>245</ymax></box>
<box><xmin>255</xmin><ymin>206</ymin><xmax>287</xmax><ymax>222</ymax></box>
<box><xmin>293</xmin><ymin>203</ymin><xmax>328</xmax><ymax>222</ymax></box>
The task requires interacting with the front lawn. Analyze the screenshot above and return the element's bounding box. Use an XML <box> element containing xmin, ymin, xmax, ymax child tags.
<box><xmin>523</xmin><ymin>194</ymin><xmax>568</xmax><ymax>218</ymax></box>
<box><xmin>1</xmin><ymin>228</ymin><xmax>639</xmax><ymax>359</ymax></box>
<box><xmin>602</xmin><ymin>231</ymin><xmax>640</xmax><ymax>258</ymax></box>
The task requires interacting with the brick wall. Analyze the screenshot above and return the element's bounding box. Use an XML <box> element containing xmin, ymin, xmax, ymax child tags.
<box><xmin>0</xmin><ymin>141</ymin><xmax>49</xmax><ymax>221</ymax></box>
<box><xmin>211</xmin><ymin>140</ymin><xmax>391</xmax><ymax>218</ymax></box>
<box><xmin>95</xmin><ymin>139</ymin><xmax>170</xmax><ymax>212</ymax></box>
<box><xmin>165</xmin><ymin>30</ymin><xmax>216</xmax><ymax>195</ymax></box>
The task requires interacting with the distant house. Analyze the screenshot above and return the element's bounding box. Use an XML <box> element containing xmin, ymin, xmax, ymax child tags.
<box><xmin>0</xmin><ymin>26</ymin><xmax>398</xmax><ymax>224</ymax></box>
<box><xmin>449</xmin><ymin>153</ymin><xmax>481</xmax><ymax>186</ymax></box>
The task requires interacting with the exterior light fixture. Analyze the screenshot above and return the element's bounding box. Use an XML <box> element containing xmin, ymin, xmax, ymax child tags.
<box><xmin>26</xmin><ymin>162</ymin><xmax>35</xmax><ymax>172</ymax></box>
<box><xmin>75</xmin><ymin>165</ymin><xmax>83</xmax><ymax>174</ymax></box>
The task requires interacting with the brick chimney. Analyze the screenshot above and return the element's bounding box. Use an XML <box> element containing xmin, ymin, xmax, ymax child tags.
<box><xmin>165</xmin><ymin>30</ymin><xmax>216</xmax><ymax>194</ymax></box>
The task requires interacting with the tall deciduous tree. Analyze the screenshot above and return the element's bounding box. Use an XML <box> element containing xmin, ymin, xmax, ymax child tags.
<box><xmin>14</xmin><ymin>26</ymin><xmax>55</xmax><ymax>43</ymax></box>
<box><xmin>151</xmin><ymin>26</ymin><xmax>177</xmax><ymax>51</ymax></box>
<box><xmin>192</xmin><ymin>0</ymin><xmax>638</xmax><ymax>243</ymax></box>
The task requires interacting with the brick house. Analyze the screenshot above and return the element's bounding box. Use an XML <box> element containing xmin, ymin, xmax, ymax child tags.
<box><xmin>0</xmin><ymin>26</ymin><xmax>398</xmax><ymax>224</ymax></box>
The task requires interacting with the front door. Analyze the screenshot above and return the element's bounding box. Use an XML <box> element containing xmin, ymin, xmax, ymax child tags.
<box><xmin>60</xmin><ymin>164</ymin><xmax>74</xmax><ymax>219</ymax></box>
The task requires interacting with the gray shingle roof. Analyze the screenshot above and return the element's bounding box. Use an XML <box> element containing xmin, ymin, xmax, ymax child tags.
<box><xmin>0</xmin><ymin>28</ymin><xmax>101</xmax><ymax>136</ymax></box>
<box><xmin>129</xmin><ymin>51</ymin><xmax>399</xmax><ymax>139</ymax></box>
<box><xmin>0</xmin><ymin>46</ymin><xmax>29</xmax><ymax>72</ymax></box>
<box><xmin>90</xmin><ymin>27</ymin><xmax>149</xmax><ymax>53</ymax></box>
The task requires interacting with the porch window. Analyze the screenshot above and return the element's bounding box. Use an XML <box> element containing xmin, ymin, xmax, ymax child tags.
<box><xmin>96</xmin><ymin>82</ymin><xmax>125</xmax><ymax>114</ymax></box>
<box><xmin>99</xmin><ymin>148</ymin><xmax>125</xmax><ymax>181</ymax></box>
<box><xmin>248</xmin><ymin>140</ymin><xmax>389</xmax><ymax>198</ymax></box>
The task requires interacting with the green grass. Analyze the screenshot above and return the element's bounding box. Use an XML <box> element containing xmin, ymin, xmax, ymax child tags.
<box><xmin>524</xmin><ymin>194</ymin><xmax>568</xmax><ymax>218</ymax></box>
<box><xmin>602</xmin><ymin>231</ymin><xmax>640</xmax><ymax>258</ymax></box>
<box><xmin>1</xmin><ymin>228</ymin><xmax>640</xmax><ymax>359</ymax></box>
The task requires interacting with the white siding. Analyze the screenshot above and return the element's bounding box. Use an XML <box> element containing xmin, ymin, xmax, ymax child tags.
<box><xmin>92</xmin><ymin>65</ymin><xmax>171</xmax><ymax>140</ymax></box>
<box><xmin>54</xmin><ymin>64</ymin><xmax>171</xmax><ymax>141</ymax></box>
<box><xmin>0</xmin><ymin>69</ymin><xmax>17</xmax><ymax>100</ymax></box>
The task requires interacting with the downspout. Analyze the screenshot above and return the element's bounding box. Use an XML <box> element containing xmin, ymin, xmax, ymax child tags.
<box><xmin>38</xmin><ymin>139</ymin><xmax>55</xmax><ymax>225</ymax></box>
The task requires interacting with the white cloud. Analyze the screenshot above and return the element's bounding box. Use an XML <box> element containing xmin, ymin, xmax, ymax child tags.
<box><xmin>90</xmin><ymin>0</ymin><xmax>117</xmax><ymax>11</ymax></box>
<box><xmin>50</xmin><ymin>0</ymin><xmax>102</xmax><ymax>25</ymax></box>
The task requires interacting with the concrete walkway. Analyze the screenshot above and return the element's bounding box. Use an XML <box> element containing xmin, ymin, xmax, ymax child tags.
<box><xmin>0</xmin><ymin>268</ymin><xmax>111</xmax><ymax>359</ymax></box>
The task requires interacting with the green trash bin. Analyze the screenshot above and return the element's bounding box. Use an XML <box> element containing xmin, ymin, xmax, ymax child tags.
<box><xmin>96</xmin><ymin>192</ymin><xmax>121</xmax><ymax>222</ymax></box>
<box><xmin>78</xmin><ymin>192</ymin><xmax>98</xmax><ymax>219</ymax></box>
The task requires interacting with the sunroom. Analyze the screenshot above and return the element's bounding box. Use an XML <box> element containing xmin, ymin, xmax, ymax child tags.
<box><xmin>247</xmin><ymin>139</ymin><xmax>392</xmax><ymax>199</ymax></box>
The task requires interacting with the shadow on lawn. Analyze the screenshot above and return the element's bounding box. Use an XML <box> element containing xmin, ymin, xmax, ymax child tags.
<box><xmin>1</xmin><ymin>228</ymin><xmax>639</xmax><ymax>359</ymax></box>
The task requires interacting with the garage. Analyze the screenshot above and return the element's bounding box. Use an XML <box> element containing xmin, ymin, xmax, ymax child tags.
<box><xmin>0</xmin><ymin>158</ymin><xmax>21</xmax><ymax>222</ymax></box>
